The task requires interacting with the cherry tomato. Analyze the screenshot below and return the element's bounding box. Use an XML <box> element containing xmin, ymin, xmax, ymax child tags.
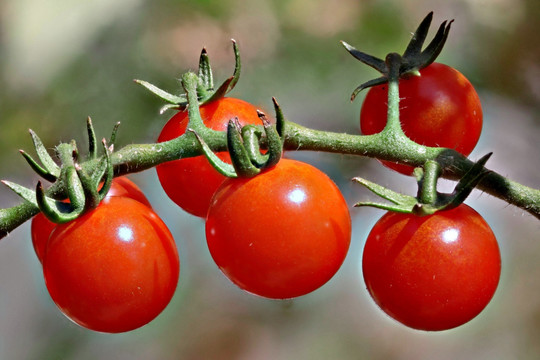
<box><xmin>43</xmin><ymin>197</ymin><xmax>179</xmax><ymax>333</ymax></box>
<box><xmin>362</xmin><ymin>204</ymin><xmax>500</xmax><ymax>331</ymax></box>
<box><xmin>206</xmin><ymin>159</ymin><xmax>351</xmax><ymax>299</ymax></box>
<box><xmin>31</xmin><ymin>176</ymin><xmax>151</xmax><ymax>264</ymax></box>
<box><xmin>360</xmin><ymin>63</ymin><xmax>483</xmax><ymax>175</ymax></box>
<box><xmin>156</xmin><ymin>97</ymin><xmax>263</xmax><ymax>218</ymax></box>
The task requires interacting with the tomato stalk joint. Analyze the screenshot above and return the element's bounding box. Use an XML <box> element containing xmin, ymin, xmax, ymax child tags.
<box><xmin>354</xmin><ymin>152</ymin><xmax>493</xmax><ymax>215</ymax></box>
<box><xmin>342</xmin><ymin>11</ymin><xmax>453</xmax><ymax>100</ymax></box>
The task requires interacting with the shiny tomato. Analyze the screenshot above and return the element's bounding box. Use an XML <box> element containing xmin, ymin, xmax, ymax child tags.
<box><xmin>31</xmin><ymin>176</ymin><xmax>151</xmax><ymax>264</ymax></box>
<box><xmin>360</xmin><ymin>63</ymin><xmax>483</xmax><ymax>175</ymax></box>
<box><xmin>362</xmin><ymin>204</ymin><xmax>500</xmax><ymax>331</ymax></box>
<box><xmin>156</xmin><ymin>97</ymin><xmax>263</xmax><ymax>218</ymax></box>
<box><xmin>206</xmin><ymin>159</ymin><xmax>351</xmax><ymax>299</ymax></box>
<box><xmin>43</xmin><ymin>197</ymin><xmax>179</xmax><ymax>333</ymax></box>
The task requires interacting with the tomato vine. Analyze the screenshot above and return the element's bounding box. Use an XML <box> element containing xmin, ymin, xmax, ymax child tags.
<box><xmin>0</xmin><ymin>11</ymin><xmax>538</xmax><ymax>334</ymax></box>
<box><xmin>0</xmin><ymin>12</ymin><xmax>537</xmax><ymax>236</ymax></box>
<box><xmin>0</xmin><ymin>68</ymin><xmax>539</xmax><ymax>238</ymax></box>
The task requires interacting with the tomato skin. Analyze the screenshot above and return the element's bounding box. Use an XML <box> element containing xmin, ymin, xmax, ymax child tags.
<box><xmin>206</xmin><ymin>159</ymin><xmax>351</xmax><ymax>299</ymax></box>
<box><xmin>103</xmin><ymin>176</ymin><xmax>152</xmax><ymax>208</ymax></box>
<box><xmin>31</xmin><ymin>176</ymin><xmax>151</xmax><ymax>264</ymax></box>
<box><xmin>30</xmin><ymin>212</ymin><xmax>57</xmax><ymax>263</ymax></box>
<box><xmin>156</xmin><ymin>97</ymin><xmax>263</xmax><ymax>218</ymax></box>
<box><xmin>362</xmin><ymin>204</ymin><xmax>500</xmax><ymax>331</ymax></box>
<box><xmin>360</xmin><ymin>63</ymin><xmax>483</xmax><ymax>175</ymax></box>
<box><xmin>43</xmin><ymin>197</ymin><xmax>179</xmax><ymax>333</ymax></box>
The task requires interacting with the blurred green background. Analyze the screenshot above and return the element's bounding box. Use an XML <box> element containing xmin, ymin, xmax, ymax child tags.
<box><xmin>0</xmin><ymin>0</ymin><xmax>539</xmax><ymax>359</ymax></box>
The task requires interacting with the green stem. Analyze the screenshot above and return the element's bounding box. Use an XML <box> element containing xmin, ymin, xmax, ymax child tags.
<box><xmin>1</xmin><ymin>119</ymin><xmax>539</xmax><ymax>239</ymax></box>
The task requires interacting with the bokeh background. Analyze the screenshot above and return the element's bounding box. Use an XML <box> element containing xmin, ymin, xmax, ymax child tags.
<box><xmin>0</xmin><ymin>0</ymin><xmax>539</xmax><ymax>359</ymax></box>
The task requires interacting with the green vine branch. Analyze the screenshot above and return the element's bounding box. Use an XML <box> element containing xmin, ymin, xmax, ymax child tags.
<box><xmin>1</xmin><ymin>107</ymin><xmax>539</xmax><ymax>240</ymax></box>
<box><xmin>1</xmin><ymin>14</ymin><xmax>538</xmax><ymax>239</ymax></box>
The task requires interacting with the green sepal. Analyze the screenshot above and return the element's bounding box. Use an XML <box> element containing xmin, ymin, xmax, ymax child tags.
<box><xmin>204</xmin><ymin>77</ymin><xmax>234</xmax><ymax>104</ymax></box>
<box><xmin>353</xmin><ymin>177</ymin><xmax>418</xmax><ymax>213</ymax></box>
<box><xmin>435</xmin><ymin>152</ymin><xmax>493</xmax><ymax>211</ymax></box>
<box><xmin>133</xmin><ymin>79</ymin><xmax>186</xmax><ymax>109</ymax></box>
<box><xmin>188</xmin><ymin>129</ymin><xmax>237</xmax><ymax>178</ymax></box>
<box><xmin>158</xmin><ymin>103</ymin><xmax>183</xmax><ymax>115</ymax></box>
<box><xmin>340</xmin><ymin>41</ymin><xmax>387</xmax><ymax>73</ymax></box>
<box><xmin>401</xmin><ymin>15</ymin><xmax>453</xmax><ymax>73</ymax></box>
<box><xmin>272</xmin><ymin>97</ymin><xmax>286</xmax><ymax>138</ymax></box>
<box><xmin>86</xmin><ymin>117</ymin><xmax>97</xmax><ymax>160</ymax></box>
<box><xmin>354</xmin><ymin>153</ymin><xmax>494</xmax><ymax>216</ymax></box>
<box><xmin>258</xmin><ymin>110</ymin><xmax>282</xmax><ymax>169</ymax></box>
<box><xmin>227</xmin><ymin>119</ymin><xmax>260</xmax><ymax>178</ymax></box>
<box><xmin>69</xmin><ymin>140</ymin><xmax>80</xmax><ymax>164</ymax></box>
<box><xmin>349</xmin><ymin>77</ymin><xmax>388</xmax><ymax>101</ymax></box>
<box><xmin>402</xmin><ymin>11</ymin><xmax>434</xmax><ymax>60</ymax></box>
<box><xmin>241</xmin><ymin>125</ymin><xmax>268</xmax><ymax>168</ymax></box>
<box><xmin>343</xmin><ymin>12</ymin><xmax>454</xmax><ymax>96</ymax></box>
<box><xmin>27</xmin><ymin>129</ymin><xmax>61</xmax><ymax>179</ymax></box>
<box><xmin>1</xmin><ymin>180</ymin><xmax>40</xmax><ymax>207</ymax></box>
<box><xmin>109</xmin><ymin>122</ymin><xmax>121</xmax><ymax>149</ymax></box>
<box><xmin>205</xmin><ymin>39</ymin><xmax>240</xmax><ymax>104</ymax></box>
<box><xmin>1</xmin><ymin>180</ymin><xmax>80</xmax><ymax>222</ymax></box>
<box><xmin>19</xmin><ymin>150</ymin><xmax>57</xmax><ymax>182</ymax></box>
<box><xmin>96</xmin><ymin>140</ymin><xmax>114</xmax><ymax>202</ymax></box>
<box><xmin>35</xmin><ymin>166</ymin><xmax>85</xmax><ymax>224</ymax></box>
<box><xmin>135</xmin><ymin>40</ymin><xmax>241</xmax><ymax>113</ymax></box>
<box><xmin>76</xmin><ymin>136</ymin><xmax>115</xmax><ymax>209</ymax></box>
<box><xmin>197</xmin><ymin>47</ymin><xmax>214</xmax><ymax>91</ymax></box>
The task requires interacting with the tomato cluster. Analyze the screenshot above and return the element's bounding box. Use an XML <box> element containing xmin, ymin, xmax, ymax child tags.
<box><xmin>158</xmin><ymin>97</ymin><xmax>352</xmax><ymax>299</ymax></box>
<box><xmin>151</xmin><ymin>63</ymin><xmax>497</xmax><ymax>330</ymax></box>
<box><xmin>31</xmin><ymin>177</ymin><xmax>179</xmax><ymax>333</ymax></box>
<box><xmin>28</xmin><ymin>56</ymin><xmax>501</xmax><ymax>333</ymax></box>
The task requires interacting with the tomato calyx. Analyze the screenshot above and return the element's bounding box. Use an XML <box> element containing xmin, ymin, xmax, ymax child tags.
<box><xmin>2</xmin><ymin>118</ymin><xmax>119</xmax><ymax>224</ymax></box>
<box><xmin>342</xmin><ymin>12</ymin><xmax>453</xmax><ymax>100</ymax></box>
<box><xmin>135</xmin><ymin>40</ymin><xmax>241</xmax><ymax>114</ymax></box>
<box><xmin>353</xmin><ymin>152</ymin><xmax>492</xmax><ymax>215</ymax></box>
<box><xmin>191</xmin><ymin>98</ymin><xmax>285</xmax><ymax>178</ymax></box>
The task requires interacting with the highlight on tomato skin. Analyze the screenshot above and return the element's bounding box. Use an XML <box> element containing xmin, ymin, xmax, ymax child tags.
<box><xmin>361</xmin><ymin>204</ymin><xmax>501</xmax><ymax>331</ymax></box>
<box><xmin>360</xmin><ymin>62</ymin><xmax>483</xmax><ymax>175</ymax></box>
<box><xmin>43</xmin><ymin>197</ymin><xmax>179</xmax><ymax>333</ymax></box>
<box><xmin>205</xmin><ymin>158</ymin><xmax>352</xmax><ymax>300</ymax></box>
<box><xmin>31</xmin><ymin>176</ymin><xmax>152</xmax><ymax>264</ymax></box>
<box><xmin>156</xmin><ymin>97</ymin><xmax>264</xmax><ymax>218</ymax></box>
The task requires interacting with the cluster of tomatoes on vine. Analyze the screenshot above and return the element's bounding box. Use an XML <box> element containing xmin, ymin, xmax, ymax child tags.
<box><xmin>27</xmin><ymin>13</ymin><xmax>500</xmax><ymax>333</ymax></box>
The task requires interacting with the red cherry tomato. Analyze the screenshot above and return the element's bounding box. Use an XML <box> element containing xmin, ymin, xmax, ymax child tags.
<box><xmin>31</xmin><ymin>176</ymin><xmax>151</xmax><ymax>264</ymax></box>
<box><xmin>156</xmin><ymin>97</ymin><xmax>263</xmax><ymax>218</ymax></box>
<box><xmin>43</xmin><ymin>197</ymin><xmax>179</xmax><ymax>333</ymax></box>
<box><xmin>362</xmin><ymin>204</ymin><xmax>500</xmax><ymax>331</ymax></box>
<box><xmin>360</xmin><ymin>63</ymin><xmax>483</xmax><ymax>175</ymax></box>
<box><xmin>206</xmin><ymin>159</ymin><xmax>351</xmax><ymax>299</ymax></box>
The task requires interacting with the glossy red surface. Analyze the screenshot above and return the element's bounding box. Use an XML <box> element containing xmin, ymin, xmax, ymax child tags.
<box><xmin>31</xmin><ymin>176</ymin><xmax>151</xmax><ymax>264</ymax></box>
<box><xmin>206</xmin><ymin>159</ymin><xmax>351</xmax><ymax>299</ymax></box>
<box><xmin>43</xmin><ymin>197</ymin><xmax>179</xmax><ymax>333</ymax></box>
<box><xmin>362</xmin><ymin>204</ymin><xmax>500</xmax><ymax>331</ymax></box>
